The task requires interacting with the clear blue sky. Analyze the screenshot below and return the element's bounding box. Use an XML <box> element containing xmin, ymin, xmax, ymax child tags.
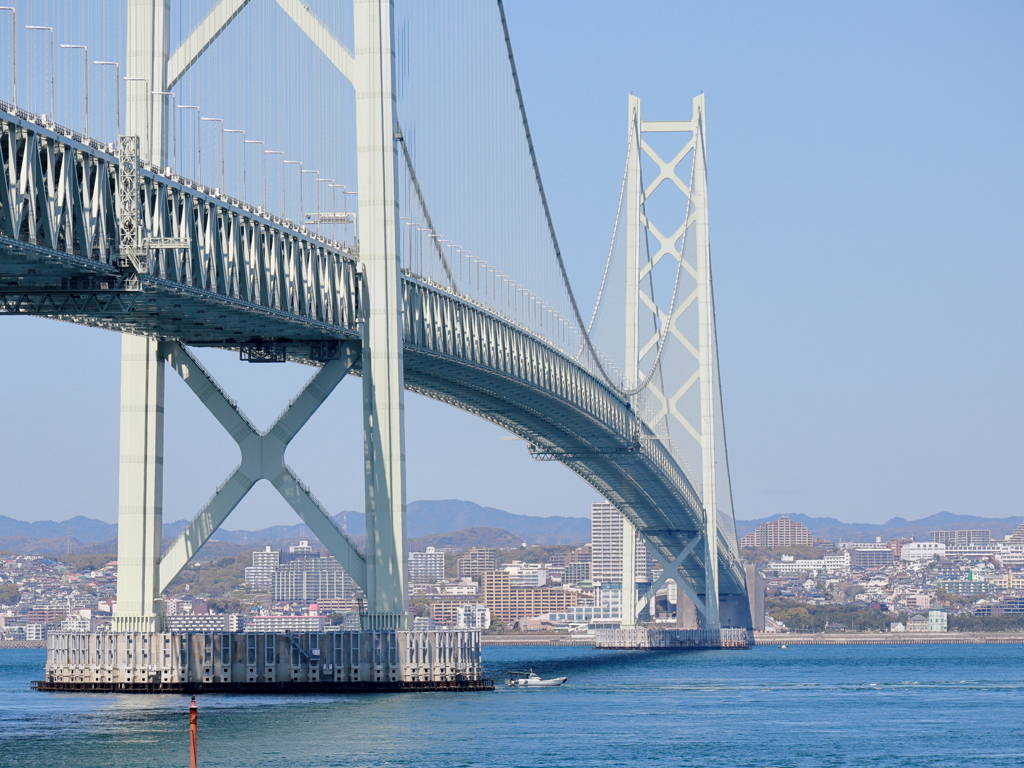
<box><xmin>1</xmin><ymin>1</ymin><xmax>1021</xmax><ymax>527</ymax></box>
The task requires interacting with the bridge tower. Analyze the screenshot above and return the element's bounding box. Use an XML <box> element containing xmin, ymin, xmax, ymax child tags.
<box><xmin>622</xmin><ymin>94</ymin><xmax>730</xmax><ymax>629</ymax></box>
<box><xmin>111</xmin><ymin>0</ymin><xmax>410</xmax><ymax>633</ymax></box>
<box><xmin>112</xmin><ymin>0</ymin><xmax>171</xmax><ymax>633</ymax></box>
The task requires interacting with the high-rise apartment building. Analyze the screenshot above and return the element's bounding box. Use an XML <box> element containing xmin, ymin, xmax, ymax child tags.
<box><xmin>408</xmin><ymin>547</ymin><xmax>446</xmax><ymax>584</ymax></box>
<box><xmin>563</xmin><ymin>561</ymin><xmax>591</xmax><ymax>586</ymax></box>
<box><xmin>480</xmin><ymin>572</ymin><xmax>579</xmax><ymax>624</ymax></box>
<box><xmin>244</xmin><ymin>546</ymin><xmax>280</xmax><ymax>591</ymax></box>
<box><xmin>457</xmin><ymin>548</ymin><xmax>499</xmax><ymax>578</ymax></box>
<box><xmin>929</xmin><ymin>530</ymin><xmax>991</xmax><ymax>546</ymax></box>
<box><xmin>738</xmin><ymin>515</ymin><xmax>813</xmax><ymax>548</ymax></box>
<box><xmin>590</xmin><ymin>502</ymin><xmax>652</xmax><ymax>586</ymax></box>
<box><xmin>850</xmin><ymin>547</ymin><xmax>894</xmax><ymax>569</ymax></box>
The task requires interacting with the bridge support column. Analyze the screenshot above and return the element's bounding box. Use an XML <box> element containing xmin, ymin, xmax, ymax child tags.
<box><xmin>112</xmin><ymin>335</ymin><xmax>164</xmax><ymax>632</ymax></box>
<box><xmin>620</xmin><ymin>516</ymin><xmax>638</xmax><ymax>628</ymax></box>
<box><xmin>356</xmin><ymin>0</ymin><xmax>408</xmax><ymax>630</ymax></box>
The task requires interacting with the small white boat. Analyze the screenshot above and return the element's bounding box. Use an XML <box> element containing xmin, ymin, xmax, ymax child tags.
<box><xmin>779</xmin><ymin>644</ymin><xmax>788</xmax><ymax>649</ymax></box>
<box><xmin>506</xmin><ymin>669</ymin><xmax>567</xmax><ymax>687</ymax></box>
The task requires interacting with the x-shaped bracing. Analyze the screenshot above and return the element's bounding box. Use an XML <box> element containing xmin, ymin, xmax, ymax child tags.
<box><xmin>157</xmin><ymin>340</ymin><xmax>366</xmax><ymax>594</ymax></box>
<box><xmin>638</xmin><ymin>534</ymin><xmax>707</xmax><ymax>617</ymax></box>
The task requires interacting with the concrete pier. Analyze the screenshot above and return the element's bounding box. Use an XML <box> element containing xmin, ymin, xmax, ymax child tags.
<box><xmin>593</xmin><ymin>627</ymin><xmax>752</xmax><ymax>650</ymax></box>
<box><xmin>37</xmin><ymin>629</ymin><xmax>491</xmax><ymax>693</ymax></box>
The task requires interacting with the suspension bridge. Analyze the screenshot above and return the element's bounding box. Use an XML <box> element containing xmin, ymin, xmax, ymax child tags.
<box><xmin>1</xmin><ymin>0</ymin><xmax>754</xmax><ymax>690</ymax></box>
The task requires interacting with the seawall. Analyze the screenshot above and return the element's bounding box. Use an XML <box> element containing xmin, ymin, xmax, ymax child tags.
<box><xmin>754</xmin><ymin>632</ymin><xmax>1024</xmax><ymax>645</ymax></box>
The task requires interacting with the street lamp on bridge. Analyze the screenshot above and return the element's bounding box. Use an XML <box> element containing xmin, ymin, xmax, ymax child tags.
<box><xmin>59</xmin><ymin>44</ymin><xmax>88</xmax><ymax>136</ymax></box>
<box><xmin>200</xmin><ymin>116</ymin><xmax>224</xmax><ymax>190</ymax></box>
<box><xmin>176</xmin><ymin>105</ymin><xmax>200</xmax><ymax>180</ymax></box>
<box><xmin>244</xmin><ymin>139</ymin><xmax>264</xmax><ymax>209</ymax></box>
<box><xmin>265</xmin><ymin>150</ymin><xmax>285</xmax><ymax>214</ymax></box>
<box><xmin>92</xmin><ymin>61</ymin><xmax>120</xmax><ymax>138</ymax></box>
<box><xmin>224</xmin><ymin>128</ymin><xmax>245</xmax><ymax>200</ymax></box>
<box><xmin>152</xmin><ymin>91</ymin><xmax>176</xmax><ymax>169</ymax></box>
<box><xmin>25</xmin><ymin>26</ymin><xmax>54</xmax><ymax>120</ymax></box>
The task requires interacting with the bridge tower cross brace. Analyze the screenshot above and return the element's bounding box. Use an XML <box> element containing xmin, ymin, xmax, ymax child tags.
<box><xmin>112</xmin><ymin>0</ymin><xmax>410</xmax><ymax>632</ymax></box>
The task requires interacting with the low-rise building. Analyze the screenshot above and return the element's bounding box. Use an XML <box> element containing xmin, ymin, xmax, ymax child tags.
<box><xmin>247</xmin><ymin>612</ymin><xmax>325</xmax><ymax>633</ymax></box>
<box><xmin>900</xmin><ymin>542</ymin><xmax>946</xmax><ymax>562</ymax></box>
<box><xmin>164</xmin><ymin>614</ymin><xmax>246</xmax><ymax>632</ymax></box>
<box><xmin>906</xmin><ymin>614</ymin><xmax>929</xmax><ymax>632</ymax></box>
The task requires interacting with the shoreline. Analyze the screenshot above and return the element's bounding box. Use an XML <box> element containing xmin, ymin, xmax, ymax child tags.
<box><xmin>481</xmin><ymin>631</ymin><xmax>1024</xmax><ymax>647</ymax></box>
<box><xmin>754</xmin><ymin>631</ymin><xmax>1024</xmax><ymax>645</ymax></box>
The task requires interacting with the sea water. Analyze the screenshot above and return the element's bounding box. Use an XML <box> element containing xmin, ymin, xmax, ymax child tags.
<box><xmin>1</xmin><ymin>643</ymin><xmax>1022</xmax><ymax>767</ymax></box>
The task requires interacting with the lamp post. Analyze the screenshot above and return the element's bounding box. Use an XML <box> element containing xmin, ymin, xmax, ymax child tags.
<box><xmin>224</xmin><ymin>128</ymin><xmax>244</xmax><ymax>199</ymax></box>
<box><xmin>93</xmin><ymin>61</ymin><xmax>120</xmax><ymax>137</ymax></box>
<box><xmin>283</xmin><ymin>159</ymin><xmax>302</xmax><ymax>220</ymax></box>
<box><xmin>244</xmin><ymin>140</ymin><xmax>264</xmax><ymax>209</ymax></box>
<box><xmin>315</xmin><ymin>178</ymin><xmax>334</xmax><ymax>234</ymax></box>
<box><xmin>59</xmin><ymin>44</ymin><xmax>88</xmax><ymax>136</ymax></box>
<box><xmin>331</xmin><ymin>184</ymin><xmax>353</xmax><ymax>245</ymax></box>
<box><xmin>200</xmin><ymin>117</ymin><xmax>224</xmax><ymax>190</ymax></box>
<box><xmin>301</xmin><ymin>168</ymin><xmax>318</xmax><ymax>228</ymax></box>
<box><xmin>0</xmin><ymin>8</ymin><xmax>16</xmax><ymax>106</ymax></box>
<box><xmin>152</xmin><ymin>91</ymin><xmax>176</xmax><ymax>169</ymax></box>
<box><xmin>265</xmin><ymin>150</ymin><xmax>284</xmax><ymax>214</ymax></box>
<box><xmin>25</xmin><ymin>26</ymin><xmax>54</xmax><ymax>120</ymax></box>
<box><xmin>176</xmin><ymin>105</ymin><xmax>200</xmax><ymax>180</ymax></box>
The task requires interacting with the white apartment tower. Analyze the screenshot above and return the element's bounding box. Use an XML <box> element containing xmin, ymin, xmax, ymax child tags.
<box><xmin>591</xmin><ymin>502</ymin><xmax>652</xmax><ymax>586</ymax></box>
<box><xmin>408</xmin><ymin>547</ymin><xmax>446</xmax><ymax>584</ymax></box>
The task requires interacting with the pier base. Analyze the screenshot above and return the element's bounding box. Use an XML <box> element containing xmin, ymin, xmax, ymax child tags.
<box><xmin>593</xmin><ymin>627</ymin><xmax>752</xmax><ymax>650</ymax></box>
<box><xmin>39</xmin><ymin>629</ymin><xmax>490</xmax><ymax>693</ymax></box>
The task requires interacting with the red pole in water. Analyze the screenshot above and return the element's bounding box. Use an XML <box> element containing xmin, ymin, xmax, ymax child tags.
<box><xmin>189</xmin><ymin>695</ymin><xmax>198</xmax><ymax>768</ymax></box>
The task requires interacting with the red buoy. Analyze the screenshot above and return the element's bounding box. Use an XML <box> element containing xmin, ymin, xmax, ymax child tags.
<box><xmin>189</xmin><ymin>695</ymin><xmax>198</xmax><ymax>768</ymax></box>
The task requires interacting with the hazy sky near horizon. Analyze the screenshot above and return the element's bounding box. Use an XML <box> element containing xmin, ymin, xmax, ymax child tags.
<box><xmin>1</xmin><ymin>1</ymin><xmax>1022</xmax><ymax>528</ymax></box>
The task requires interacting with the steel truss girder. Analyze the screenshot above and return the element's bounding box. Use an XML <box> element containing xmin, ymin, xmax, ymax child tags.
<box><xmin>0</xmin><ymin>108</ymin><xmax>359</xmax><ymax>330</ymax></box>
<box><xmin>156</xmin><ymin>340</ymin><xmax>366</xmax><ymax>594</ymax></box>
<box><xmin>0</xmin><ymin>291</ymin><xmax>140</xmax><ymax>314</ymax></box>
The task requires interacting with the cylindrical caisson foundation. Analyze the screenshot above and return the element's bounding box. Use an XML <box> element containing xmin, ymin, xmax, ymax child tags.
<box><xmin>36</xmin><ymin>629</ymin><xmax>492</xmax><ymax>693</ymax></box>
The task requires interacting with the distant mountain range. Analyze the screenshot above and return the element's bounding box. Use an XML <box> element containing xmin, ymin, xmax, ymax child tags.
<box><xmin>734</xmin><ymin>511</ymin><xmax>1023</xmax><ymax>543</ymax></box>
<box><xmin>0</xmin><ymin>499</ymin><xmax>589</xmax><ymax>555</ymax></box>
<box><xmin>4</xmin><ymin>504</ymin><xmax>1020</xmax><ymax>557</ymax></box>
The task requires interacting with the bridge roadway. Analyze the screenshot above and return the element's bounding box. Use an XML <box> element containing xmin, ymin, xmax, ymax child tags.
<box><xmin>0</xmin><ymin>106</ymin><xmax>747</xmax><ymax>612</ymax></box>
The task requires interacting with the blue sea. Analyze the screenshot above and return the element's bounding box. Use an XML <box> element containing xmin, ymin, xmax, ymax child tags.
<box><xmin>1</xmin><ymin>644</ymin><xmax>1022</xmax><ymax>767</ymax></box>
